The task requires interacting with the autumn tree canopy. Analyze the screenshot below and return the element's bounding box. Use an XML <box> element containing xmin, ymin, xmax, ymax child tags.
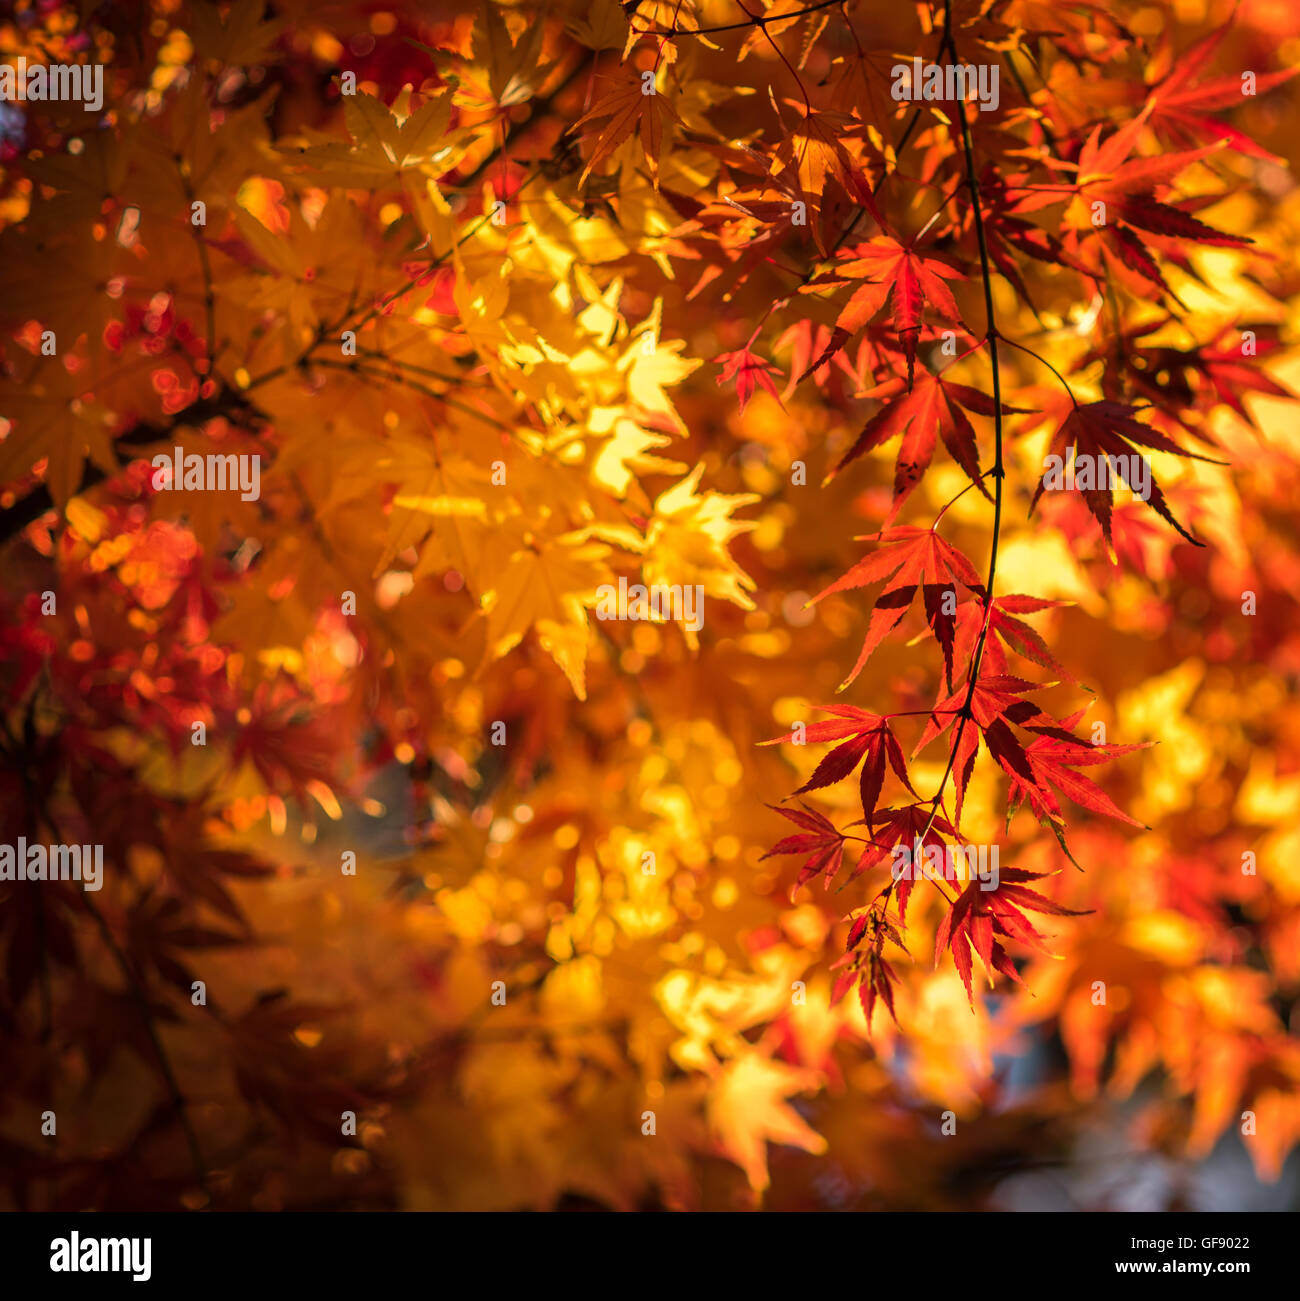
<box><xmin>2</xmin><ymin>0</ymin><xmax>1300</xmax><ymax>1212</ymax></box>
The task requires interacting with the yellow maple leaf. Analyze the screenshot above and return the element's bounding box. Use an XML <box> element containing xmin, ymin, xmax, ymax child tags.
<box><xmin>587</xmin><ymin>410</ymin><xmax>684</xmax><ymax>498</ymax></box>
<box><xmin>708</xmin><ymin>1050</ymin><xmax>827</xmax><ymax>1193</ymax></box>
<box><xmin>482</xmin><ymin>530</ymin><xmax>616</xmax><ymax>699</ymax></box>
<box><xmin>567</xmin><ymin>0</ymin><xmax>633</xmax><ymax>54</ymax></box>
<box><xmin>618</xmin><ymin>299</ymin><xmax>700</xmax><ymax>433</ymax></box>
<box><xmin>453</xmin><ymin>0</ymin><xmax>554</xmax><ymax>113</ymax></box>
<box><xmin>287</xmin><ymin>90</ymin><xmax>459</xmax><ymax>194</ymax></box>
<box><xmin>643</xmin><ymin>464</ymin><xmax>759</xmax><ymax>619</ymax></box>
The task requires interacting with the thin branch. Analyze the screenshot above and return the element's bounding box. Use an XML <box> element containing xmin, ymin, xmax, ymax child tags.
<box><xmin>0</xmin><ymin>55</ymin><xmax>593</xmax><ymax>545</ymax></box>
<box><xmin>176</xmin><ymin>157</ymin><xmax>223</xmax><ymax>382</ymax></box>
<box><xmin>1000</xmin><ymin>335</ymin><xmax>1078</xmax><ymax>407</ymax></box>
<box><xmin>915</xmin><ymin>0</ymin><xmax>1006</xmax><ymax>851</ymax></box>
<box><xmin>309</xmin><ymin>357</ymin><xmax>519</xmax><ymax>437</ymax></box>
<box><xmin>633</xmin><ymin>0</ymin><xmax>846</xmax><ymax>38</ymax></box>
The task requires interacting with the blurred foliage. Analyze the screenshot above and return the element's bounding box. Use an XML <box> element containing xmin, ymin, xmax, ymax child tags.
<box><xmin>1</xmin><ymin>0</ymin><xmax>1299</xmax><ymax>1210</ymax></box>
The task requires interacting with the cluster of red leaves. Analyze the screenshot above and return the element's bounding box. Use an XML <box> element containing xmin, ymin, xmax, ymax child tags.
<box><xmin>743</xmin><ymin>4</ymin><xmax>1297</xmax><ymax>1023</ymax></box>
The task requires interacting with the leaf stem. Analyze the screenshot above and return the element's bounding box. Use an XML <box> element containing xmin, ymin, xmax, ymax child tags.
<box><xmin>999</xmin><ymin>335</ymin><xmax>1078</xmax><ymax>407</ymax></box>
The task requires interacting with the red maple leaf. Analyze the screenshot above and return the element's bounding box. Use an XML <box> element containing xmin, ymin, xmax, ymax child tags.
<box><xmin>1063</xmin><ymin>106</ymin><xmax>1252</xmax><ymax>295</ymax></box>
<box><xmin>913</xmin><ymin>671</ymin><xmax>1065</xmax><ymax>822</ymax></box>
<box><xmin>1006</xmin><ymin>728</ymin><xmax>1148</xmax><ymax>835</ymax></box>
<box><xmin>1142</xmin><ymin>24</ymin><xmax>1300</xmax><ymax>163</ymax></box>
<box><xmin>806</xmin><ymin>525</ymin><xmax>978</xmax><ymax>697</ymax></box>
<box><xmin>809</xmin><ymin>526</ymin><xmax>986</xmax><ymax>691</ymax></box>
<box><xmin>828</xmin><ymin>370</ymin><xmax>1023</xmax><ymax>513</ymax></box>
<box><xmin>810</xmin><ymin>236</ymin><xmax>964</xmax><ymax>389</ymax></box>
<box><xmin>832</xmin><ymin>912</ymin><xmax>907</xmax><ymax>1029</ymax></box>
<box><xmin>715</xmin><ymin>328</ymin><xmax>785</xmax><ymax>413</ymax></box>
<box><xmin>936</xmin><ymin>867</ymin><xmax>1089</xmax><ymax>1003</ymax></box>
<box><xmin>951</xmin><ymin>594</ymin><xmax>1076</xmax><ymax>684</ymax></box>
<box><xmin>914</xmin><ymin>672</ymin><xmax>1146</xmax><ymax>830</ymax></box>
<box><xmin>761</xmin><ymin>706</ymin><xmax>914</xmax><ymax>828</ymax></box>
<box><xmin>854</xmin><ymin>803</ymin><xmax>957</xmax><ymax>921</ymax></box>
<box><xmin>761</xmin><ymin>802</ymin><xmax>850</xmax><ymax>892</ymax></box>
<box><xmin>572</xmin><ymin>68</ymin><xmax>681</xmax><ymax>186</ymax></box>
<box><xmin>1029</xmin><ymin>399</ymin><xmax>1224</xmax><ymax>545</ymax></box>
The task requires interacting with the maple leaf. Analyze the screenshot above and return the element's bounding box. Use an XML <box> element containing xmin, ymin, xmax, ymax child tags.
<box><xmin>566</xmin><ymin>0</ymin><xmax>633</xmax><ymax>55</ymax></box>
<box><xmin>936</xmin><ymin>867</ymin><xmax>1089</xmax><ymax>1004</ymax></box>
<box><xmin>978</xmin><ymin>167</ymin><xmax>1093</xmax><ymax>311</ymax></box>
<box><xmin>833</xmin><ymin>908</ymin><xmax>909</xmax><ymax>1030</ymax></box>
<box><xmin>1029</xmin><ymin>399</ymin><xmax>1222</xmax><ymax>545</ymax></box>
<box><xmin>844</xmin><ymin>906</ymin><xmax>907</xmax><ymax>957</ymax></box>
<box><xmin>854</xmin><ymin>804</ymin><xmax>958</xmax><ymax>921</ymax></box>
<box><xmin>1142</xmin><ymin>24</ymin><xmax>1300</xmax><ymax>163</ymax></box>
<box><xmin>590</xmin><ymin>415</ymin><xmax>685</xmax><ymax>496</ymax></box>
<box><xmin>833</xmin><ymin>946</ymin><xmax>903</xmax><ymax>1030</ymax></box>
<box><xmin>914</xmin><ymin>671</ymin><xmax>1144</xmax><ymax>828</ymax></box>
<box><xmin>828</xmin><ymin>371</ymin><xmax>1023</xmax><ymax>512</ymax></box>
<box><xmin>128</xmin><ymin>894</ymin><xmax>245</xmax><ymax>993</ymax></box>
<box><xmin>0</xmin><ymin>365</ymin><xmax>117</xmax><ymax>514</ymax></box>
<box><xmin>1080</xmin><ymin>319</ymin><xmax>1259</xmax><ymax>437</ymax></box>
<box><xmin>186</xmin><ymin>0</ymin><xmax>285</xmax><ymax>68</ymax></box>
<box><xmin>779</xmin><ymin>312</ymin><xmax>907</xmax><ymax>398</ymax></box>
<box><xmin>1068</xmin><ymin>105</ymin><xmax>1219</xmax><ymax>205</ymax></box>
<box><xmin>951</xmin><ymin>594</ymin><xmax>1075</xmax><ymax>683</ymax></box>
<box><xmin>620</xmin><ymin>300</ymin><xmax>702</xmax><ymax>434</ymax></box>
<box><xmin>708</xmin><ymin>1050</ymin><xmax>827</xmax><ymax>1194</ymax></box>
<box><xmin>287</xmin><ymin>91</ymin><xmax>458</xmax><ymax>192</ymax></box>
<box><xmin>231</xmin><ymin>684</ymin><xmax>343</xmax><ymax>804</ymax></box>
<box><xmin>572</xmin><ymin>67</ymin><xmax>681</xmax><ymax>187</ymax></box>
<box><xmin>714</xmin><ymin>329</ymin><xmax>784</xmax><ymax>413</ymax></box>
<box><xmin>858</xmin><ymin>951</ymin><xmax>901</xmax><ymax>1028</ymax></box>
<box><xmin>809</xmin><ymin>527</ymin><xmax>986</xmax><ymax>691</ymax></box>
<box><xmin>1181</xmin><ymin>330</ymin><xmax>1294</xmax><ymax>430</ymax></box>
<box><xmin>0</xmin><ymin>230</ymin><xmax>121</xmax><ymax>355</ymax></box>
<box><xmin>688</xmin><ymin>175</ymin><xmax>808</xmax><ymax>301</ymax></box>
<box><xmin>163</xmin><ymin>812</ymin><xmax>275</xmax><ymax>928</ymax></box>
<box><xmin>641</xmin><ymin>464</ymin><xmax>759</xmax><ymax>622</ymax></box>
<box><xmin>228</xmin><ymin>993</ymin><xmax>367</xmax><ymax>1135</ymax></box>
<box><xmin>815</xmin><ymin>236</ymin><xmax>965</xmax><ymax>389</ymax></box>
<box><xmin>912</xmin><ymin>671</ymin><xmax>1054</xmax><ymax>820</ymax></box>
<box><xmin>1005</xmin><ymin>727</ymin><xmax>1148</xmax><ymax>834</ymax></box>
<box><xmin>1079</xmin><ymin>318</ymin><xmax>1295</xmax><ymax>440</ymax></box>
<box><xmin>761</xmin><ymin>707</ymin><xmax>913</xmax><ymax>828</ymax></box>
<box><xmin>482</xmin><ymin>529</ymin><xmax>617</xmax><ymax>701</ymax></box>
<box><xmin>1061</xmin><ymin>106</ymin><xmax>1251</xmax><ymax>295</ymax></box>
<box><xmin>769</xmin><ymin>104</ymin><xmax>870</xmax><ymax>244</ymax></box>
<box><xmin>760</xmin><ymin>802</ymin><xmax>850</xmax><ymax>892</ymax></box>
<box><xmin>382</xmin><ymin>447</ymin><xmax>497</xmax><ymax>577</ymax></box>
<box><xmin>456</xmin><ymin>0</ymin><xmax>554</xmax><ymax>111</ymax></box>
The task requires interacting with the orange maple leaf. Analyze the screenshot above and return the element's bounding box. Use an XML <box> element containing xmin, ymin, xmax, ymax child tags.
<box><xmin>572</xmin><ymin>68</ymin><xmax>680</xmax><ymax>186</ymax></box>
